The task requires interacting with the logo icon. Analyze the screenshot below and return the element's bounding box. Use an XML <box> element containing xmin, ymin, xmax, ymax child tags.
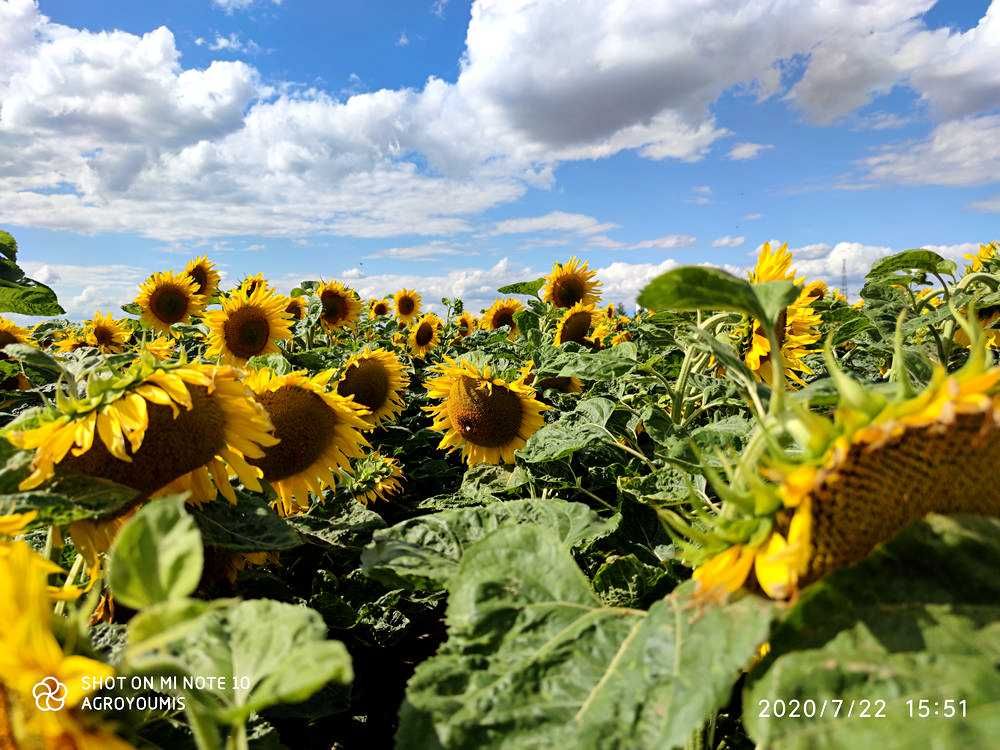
<box><xmin>32</xmin><ymin>677</ymin><xmax>67</xmax><ymax>712</ymax></box>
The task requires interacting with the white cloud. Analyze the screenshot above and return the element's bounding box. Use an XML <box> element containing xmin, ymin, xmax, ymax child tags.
<box><xmin>630</xmin><ymin>234</ymin><xmax>697</xmax><ymax>250</ymax></box>
<box><xmin>397</xmin><ymin>32</ymin><xmax>409</xmax><ymax>47</ymax></box>
<box><xmin>861</xmin><ymin>115</ymin><xmax>1000</xmax><ymax>186</ymax></box>
<box><xmin>200</xmin><ymin>32</ymin><xmax>261</xmax><ymax>54</ymax></box>
<box><xmin>367</xmin><ymin>242</ymin><xmax>466</xmax><ymax>260</ymax></box>
<box><xmin>744</xmin><ymin>212</ymin><xmax>763</xmax><ymax>220</ymax></box>
<box><xmin>432</xmin><ymin>0</ymin><xmax>448</xmax><ymax>18</ymax></box>
<box><xmin>212</xmin><ymin>0</ymin><xmax>282</xmax><ymax>14</ymax></box>
<box><xmin>727</xmin><ymin>142</ymin><xmax>773</xmax><ymax>160</ymax></box>
<box><xmin>688</xmin><ymin>185</ymin><xmax>712</xmax><ymax>205</ymax></box>
<box><xmin>970</xmin><ymin>195</ymin><xmax>1000</xmax><ymax>213</ymax></box>
<box><xmin>491</xmin><ymin>211</ymin><xmax>617</xmax><ymax>236</ymax></box>
<box><xmin>851</xmin><ymin>111</ymin><xmax>911</xmax><ymax>131</ymax></box>
<box><xmin>712</xmin><ymin>235</ymin><xmax>745</xmax><ymax>247</ymax></box>
<box><xmin>19</xmin><ymin>261</ymin><xmax>150</xmax><ymax>319</ymax></box>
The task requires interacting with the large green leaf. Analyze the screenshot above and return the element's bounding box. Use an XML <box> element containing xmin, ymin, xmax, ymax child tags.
<box><xmin>535</xmin><ymin>344</ymin><xmax>639</xmax><ymax>381</ymax></box>
<box><xmin>109</xmin><ymin>497</ymin><xmax>204</xmax><ymax>610</ymax></box>
<box><xmin>866</xmin><ymin>249</ymin><xmax>956</xmax><ymax>280</ymax></box>
<box><xmin>497</xmin><ymin>278</ymin><xmax>545</xmax><ymax>296</ymax></box>
<box><xmin>639</xmin><ymin>267</ymin><xmax>764</xmax><ymax>319</ymax></box>
<box><xmin>398</xmin><ymin>525</ymin><xmax>774</xmax><ymax>749</ymax></box>
<box><xmin>127</xmin><ymin>599</ymin><xmax>353</xmax><ymax>726</ymax></box>
<box><xmin>519</xmin><ymin>397</ymin><xmax>616</xmax><ymax>463</ymax></box>
<box><xmin>362</xmin><ymin>498</ymin><xmax>616</xmax><ymax>592</ymax></box>
<box><xmin>192</xmin><ymin>490</ymin><xmax>301</xmax><ymax>552</ymax></box>
<box><xmin>744</xmin><ymin>514</ymin><xmax>1000</xmax><ymax>749</ymax></box>
<box><xmin>0</xmin><ymin>230</ymin><xmax>17</xmax><ymax>261</ymax></box>
<box><xmin>0</xmin><ymin>257</ymin><xmax>64</xmax><ymax>315</ymax></box>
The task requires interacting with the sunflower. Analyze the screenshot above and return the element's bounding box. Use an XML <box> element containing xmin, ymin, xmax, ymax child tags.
<box><xmin>316</xmin><ymin>281</ymin><xmax>362</xmax><ymax>331</ymax></box>
<box><xmin>542</xmin><ymin>257</ymin><xmax>602</xmax><ymax>308</ymax></box>
<box><xmin>53</xmin><ymin>329</ymin><xmax>87</xmax><ymax>353</ymax></box>
<box><xmin>409</xmin><ymin>313</ymin><xmax>442</xmax><ymax>358</ymax></box>
<box><xmin>83</xmin><ymin>311</ymin><xmax>130</xmax><ymax>353</ymax></box>
<box><xmin>454</xmin><ymin>311</ymin><xmax>477</xmax><ymax>338</ymax></box>
<box><xmin>0</xmin><ymin>317</ymin><xmax>30</xmax><ymax>357</ymax></box>
<box><xmin>342</xmin><ymin>453</ymin><xmax>404</xmax><ymax>505</ymax></box>
<box><xmin>393</xmin><ymin>288</ymin><xmax>422</xmax><ymax>324</ymax></box>
<box><xmin>425</xmin><ymin>356</ymin><xmax>548</xmax><ymax>465</ymax></box>
<box><xmin>533</xmin><ymin>375</ymin><xmax>584</xmax><ymax>393</ymax></box>
<box><xmin>370</xmin><ymin>298</ymin><xmax>391</xmax><ymax>317</ymax></box>
<box><xmin>238</xmin><ymin>273</ymin><xmax>271</xmax><ymax>296</ymax></box>
<box><xmin>963</xmin><ymin>241</ymin><xmax>998</xmax><ymax>274</ymax></box>
<box><xmin>205</xmin><ymin>285</ymin><xmax>293</xmax><ymax>365</ymax></box>
<box><xmin>685</xmin><ymin>340</ymin><xmax>1000</xmax><ymax>602</ymax></box>
<box><xmin>136</xmin><ymin>271</ymin><xmax>206</xmax><ymax>335</ymax></box>
<box><xmin>480</xmin><ymin>298</ymin><xmax>524</xmax><ymax>337</ymax></box>
<box><xmin>0</xmin><ymin>542</ymin><xmax>132</xmax><ymax>750</ymax></box>
<box><xmin>554</xmin><ymin>302</ymin><xmax>598</xmax><ymax>347</ymax></box>
<box><xmin>284</xmin><ymin>295</ymin><xmax>308</xmax><ymax>323</ymax></box>
<box><xmin>245</xmin><ymin>368</ymin><xmax>370</xmax><ymax>516</ymax></box>
<box><xmin>748</xmin><ymin>241</ymin><xmax>798</xmax><ymax>284</ymax></box>
<box><xmin>183</xmin><ymin>255</ymin><xmax>221</xmax><ymax>298</ymax></box>
<box><xmin>143</xmin><ymin>336</ymin><xmax>177</xmax><ymax>360</ymax></box>
<box><xmin>3</xmin><ymin>361</ymin><xmax>277</xmax><ymax>507</ymax></box>
<box><xmin>336</xmin><ymin>347</ymin><xmax>409</xmax><ymax>426</ymax></box>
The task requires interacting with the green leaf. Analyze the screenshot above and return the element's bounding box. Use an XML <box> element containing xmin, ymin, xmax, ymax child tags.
<box><xmin>361</xmin><ymin>498</ymin><xmax>617</xmax><ymax>592</ymax></box>
<box><xmin>246</xmin><ymin>353</ymin><xmax>293</xmax><ymax>374</ymax></box>
<box><xmin>127</xmin><ymin>599</ymin><xmax>353</xmax><ymax>725</ymax></box>
<box><xmin>0</xmin><ymin>230</ymin><xmax>17</xmax><ymax>261</ymax></box>
<box><xmin>192</xmin><ymin>490</ymin><xmax>301</xmax><ymax>552</ymax></box>
<box><xmin>519</xmin><ymin>397</ymin><xmax>616</xmax><ymax>463</ymax></box>
<box><xmin>120</xmin><ymin>302</ymin><xmax>142</xmax><ymax>315</ymax></box>
<box><xmin>744</xmin><ymin>514</ymin><xmax>1000</xmax><ymax>750</ymax></box>
<box><xmin>109</xmin><ymin>496</ymin><xmax>204</xmax><ymax>610</ymax></box>
<box><xmin>638</xmin><ymin>266</ymin><xmax>765</xmax><ymax>321</ymax></box>
<box><xmin>867</xmin><ymin>249</ymin><xmax>956</xmax><ymax>280</ymax></box>
<box><xmin>284</xmin><ymin>492</ymin><xmax>386</xmax><ymax>551</ymax></box>
<box><xmin>497</xmin><ymin>278</ymin><xmax>545</xmax><ymax>296</ymax></box>
<box><xmin>536</xmin><ymin>344</ymin><xmax>639</xmax><ymax>381</ymax></box>
<box><xmin>753</xmin><ymin>280</ymin><xmax>800</xmax><ymax>325</ymax></box>
<box><xmin>591</xmin><ymin>553</ymin><xmax>673</xmax><ymax>608</ymax></box>
<box><xmin>398</xmin><ymin>525</ymin><xmax>774</xmax><ymax>749</ymax></box>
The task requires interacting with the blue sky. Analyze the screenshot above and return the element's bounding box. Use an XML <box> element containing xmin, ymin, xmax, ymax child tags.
<box><xmin>1</xmin><ymin>0</ymin><xmax>998</xmax><ymax>317</ymax></box>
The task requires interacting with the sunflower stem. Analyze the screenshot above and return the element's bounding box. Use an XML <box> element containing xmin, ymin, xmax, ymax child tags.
<box><xmin>763</xmin><ymin>323</ymin><xmax>786</xmax><ymax>416</ymax></box>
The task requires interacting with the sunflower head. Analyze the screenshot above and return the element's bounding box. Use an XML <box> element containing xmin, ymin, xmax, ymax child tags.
<box><xmin>963</xmin><ymin>241</ymin><xmax>999</xmax><ymax>274</ymax></box>
<box><xmin>342</xmin><ymin>453</ymin><xmax>404</xmax><ymax>505</ymax></box>
<box><xmin>142</xmin><ymin>336</ymin><xmax>177</xmax><ymax>361</ymax></box>
<box><xmin>686</xmin><ymin>341</ymin><xmax>1000</xmax><ymax>602</ymax></box>
<box><xmin>245</xmin><ymin>368</ymin><xmax>370</xmax><ymax>516</ymax></box>
<box><xmin>480</xmin><ymin>298</ymin><xmax>524</xmax><ymax>337</ymax></box>
<box><xmin>205</xmin><ymin>285</ymin><xmax>293</xmax><ymax>365</ymax></box>
<box><xmin>0</xmin><ymin>317</ymin><xmax>31</xmax><ymax>359</ymax></box>
<box><xmin>136</xmin><ymin>271</ymin><xmax>206</xmax><ymax>334</ymax></box>
<box><xmin>393</xmin><ymin>288</ymin><xmax>422</xmax><ymax>324</ymax></box>
<box><xmin>183</xmin><ymin>255</ymin><xmax>221</xmax><ymax>298</ymax></box>
<box><xmin>554</xmin><ymin>302</ymin><xmax>597</xmax><ymax>347</ymax></box>
<box><xmin>83</xmin><ymin>311</ymin><xmax>130</xmax><ymax>354</ymax></box>
<box><xmin>53</xmin><ymin>329</ymin><xmax>87</xmax><ymax>353</ymax></box>
<box><xmin>744</xmin><ymin>285</ymin><xmax>821</xmax><ymax>387</ymax></box>
<box><xmin>336</xmin><ymin>347</ymin><xmax>409</xmax><ymax>426</ymax></box>
<box><xmin>409</xmin><ymin>313</ymin><xmax>443</xmax><ymax>358</ymax></box>
<box><xmin>749</xmin><ymin>241</ymin><xmax>800</xmax><ymax>284</ymax></box>
<box><xmin>238</xmin><ymin>273</ymin><xmax>271</xmax><ymax>296</ymax></box>
<box><xmin>281</xmin><ymin>295</ymin><xmax>306</xmax><ymax>323</ymax></box>
<box><xmin>316</xmin><ymin>281</ymin><xmax>362</xmax><ymax>331</ymax></box>
<box><xmin>424</xmin><ymin>356</ymin><xmax>548</xmax><ymax>465</ymax></box>
<box><xmin>454</xmin><ymin>311</ymin><xmax>477</xmax><ymax>338</ymax></box>
<box><xmin>370</xmin><ymin>298</ymin><xmax>391</xmax><ymax>317</ymax></box>
<box><xmin>3</xmin><ymin>361</ymin><xmax>277</xmax><ymax>506</ymax></box>
<box><xmin>543</xmin><ymin>257</ymin><xmax>602</xmax><ymax>309</ymax></box>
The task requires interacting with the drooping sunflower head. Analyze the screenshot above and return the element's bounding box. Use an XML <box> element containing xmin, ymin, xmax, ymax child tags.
<box><xmin>3</xmin><ymin>361</ymin><xmax>277</xmax><ymax>507</ymax></box>
<box><xmin>542</xmin><ymin>257</ymin><xmax>602</xmax><ymax>308</ymax></box>
<box><xmin>283</xmin><ymin>295</ymin><xmax>307</xmax><ymax>323</ymax></box>
<box><xmin>533</xmin><ymin>375</ymin><xmax>584</xmax><ymax>393</ymax></box>
<box><xmin>0</xmin><ymin>317</ymin><xmax>31</xmax><ymax>359</ymax></box>
<box><xmin>480</xmin><ymin>298</ymin><xmax>524</xmax><ymax>337</ymax></box>
<box><xmin>393</xmin><ymin>288</ymin><xmax>422</xmax><ymax>324</ymax></box>
<box><xmin>336</xmin><ymin>347</ymin><xmax>409</xmax><ymax>426</ymax></box>
<box><xmin>317</xmin><ymin>281</ymin><xmax>362</xmax><ymax>331</ymax></box>
<box><xmin>205</xmin><ymin>285</ymin><xmax>293</xmax><ymax>365</ymax></box>
<box><xmin>244</xmin><ymin>368</ymin><xmax>370</xmax><ymax>516</ymax></box>
<box><xmin>409</xmin><ymin>313</ymin><xmax>443</xmax><ymax>358</ymax></box>
<box><xmin>749</xmin><ymin>241</ymin><xmax>798</xmax><ymax>284</ymax></box>
<box><xmin>370</xmin><ymin>298</ymin><xmax>391</xmax><ymax>317</ymax></box>
<box><xmin>685</xmin><ymin>342</ymin><xmax>1000</xmax><ymax>602</ymax></box>
<box><xmin>83</xmin><ymin>311</ymin><xmax>130</xmax><ymax>354</ymax></box>
<box><xmin>454</xmin><ymin>311</ymin><xmax>477</xmax><ymax>338</ymax></box>
<box><xmin>183</xmin><ymin>255</ymin><xmax>221</xmax><ymax>299</ymax></box>
<box><xmin>424</xmin><ymin>356</ymin><xmax>548</xmax><ymax>465</ymax></box>
<box><xmin>136</xmin><ymin>271</ymin><xmax>206</xmax><ymax>334</ymax></box>
<box><xmin>554</xmin><ymin>302</ymin><xmax>597</xmax><ymax>347</ymax></box>
<box><xmin>341</xmin><ymin>453</ymin><xmax>404</xmax><ymax>505</ymax></box>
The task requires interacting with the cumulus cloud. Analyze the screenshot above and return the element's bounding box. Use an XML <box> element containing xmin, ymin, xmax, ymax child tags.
<box><xmin>712</xmin><ymin>235</ymin><xmax>745</xmax><ymax>247</ymax></box>
<box><xmin>491</xmin><ymin>211</ymin><xmax>617</xmax><ymax>236</ymax></box>
<box><xmin>727</xmin><ymin>143</ymin><xmax>773</xmax><ymax>160</ymax></box>
<box><xmin>19</xmin><ymin>261</ymin><xmax>151</xmax><ymax>318</ymax></box>
<box><xmin>197</xmin><ymin>32</ymin><xmax>261</xmax><ymax>54</ymax></box>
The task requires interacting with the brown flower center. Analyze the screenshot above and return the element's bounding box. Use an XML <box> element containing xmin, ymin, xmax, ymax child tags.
<box><xmin>447</xmin><ymin>376</ymin><xmax>523</xmax><ymax>447</ymax></box>
<box><xmin>250</xmin><ymin>386</ymin><xmax>340</xmax><ymax>481</ymax></box>
<box><xmin>558</xmin><ymin>310</ymin><xmax>592</xmax><ymax>344</ymax></box>
<box><xmin>188</xmin><ymin>265</ymin><xmax>209</xmax><ymax>295</ymax></box>
<box><xmin>149</xmin><ymin>284</ymin><xmax>192</xmax><ymax>324</ymax></box>
<box><xmin>491</xmin><ymin>310</ymin><xmax>515</xmax><ymax>330</ymax></box>
<box><xmin>93</xmin><ymin>325</ymin><xmax>116</xmax><ymax>347</ymax></box>
<box><xmin>397</xmin><ymin>296</ymin><xmax>415</xmax><ymax>316</ymax></box>
<box><xmin>223</xmin><ymin>305</ymin><xmax>272</xmax><ymax>360</ymax></box>
<box><xmin>61</xmin><ymin>385</ymin><xmax>227</xmax><ymax>495</ymax></box>
<box><xmin>321</xmin><ymin>290</ymin><xmax>349</xmax><ymax>325</ymax></box>
<box><xmin>415</xmin><ymin>321</ymin><xmax>435</xmax><ymax>347</ymax></box>
<box><xmin>551</xmin><ymin>277</ymin><xmax>585</xmax><ymax>308</ymax></box>
<box><xmin>373</xmin><ymin>302</ymin><xmax>389</xmax><ymax>316</ymax></box>
<box><xmin>285</xmin><ymin>299</ymin><xmax>305</xmax><ymax>321</ymax></box>
<box><xmin>337</xmin><ymin>359</ymin><xmax>390</xmax><ymax>413</ymax></box>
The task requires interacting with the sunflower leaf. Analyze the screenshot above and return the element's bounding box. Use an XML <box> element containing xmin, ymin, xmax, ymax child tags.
<box><xmin>497</xmin><ymin>277</ymin><xmax>545</xmax><ymax>296</ymax></box>
<box><xmin>518</xmin><ymin>397</ymin><xmax>617</xmax><ymax>463</ymax></box>
<box><xmin>639</xmin><ymin>266</ymin><xmax>766</xmax><ymax>320</ymax></box>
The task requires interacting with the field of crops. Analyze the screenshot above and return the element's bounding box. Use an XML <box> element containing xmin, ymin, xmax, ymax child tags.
<box><xmin>0</xmin><ymin>227</ymin><xmax>998</xmax><ymax>749</ymax></box>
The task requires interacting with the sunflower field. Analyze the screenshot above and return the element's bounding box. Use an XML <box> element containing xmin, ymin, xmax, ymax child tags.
<box><xmin>1</xmin><ymin>225</ymin><xmax>999</xmax><ymax>750</ymax></box>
